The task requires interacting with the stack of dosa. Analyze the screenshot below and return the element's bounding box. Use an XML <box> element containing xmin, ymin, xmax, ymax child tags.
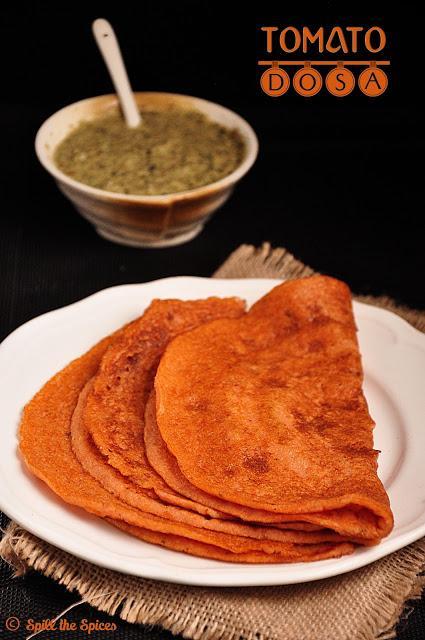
<box><xmin>19</xmin><ymin>276</ymin><xmax>393</xmax><ymax>563</ymax></box>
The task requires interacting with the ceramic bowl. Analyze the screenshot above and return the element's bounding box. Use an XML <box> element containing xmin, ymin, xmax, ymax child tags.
<box><xmin>35</xmin><ymin>92</ymin><xmax>258</xmax><ymax>248</ymax></box>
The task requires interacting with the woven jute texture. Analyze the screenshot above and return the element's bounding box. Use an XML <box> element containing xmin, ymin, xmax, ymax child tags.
<box><xmin>1</xmin><ymin>243</ymin><xmax>424</xmax><ymax>640</ymax></box>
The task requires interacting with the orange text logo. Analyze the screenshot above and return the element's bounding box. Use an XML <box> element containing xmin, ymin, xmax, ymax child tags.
<box><xmin>258</xmin><ymin>26</ymin><xmax>390</xmax><ymax>97</ymax></box>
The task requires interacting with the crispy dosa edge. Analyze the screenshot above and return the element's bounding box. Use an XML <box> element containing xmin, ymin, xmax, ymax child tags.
<box><xmin>109</xmin><ymin>519</ymin><xmax>355</xmax><ymax>564</ymax></box>
<box><xmin>73</xmin><ymin>379</ymin><xmax>357</xmax><ymax>545</ymax></box>
<box><xmin>155</xmin><ymin>276</ymin><xmax>394</xmax><ymax>542</ymax></box>
<box><xmin>18</xmin><ymin>308</ymin><xmax>355</xmax><ymax>559</ymax></box>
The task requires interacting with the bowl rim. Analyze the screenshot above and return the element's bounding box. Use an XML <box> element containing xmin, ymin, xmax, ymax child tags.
<box><xmin>35</xmin><ymin>92</ymin><xmax>259</xmax><ymax>204</ymax></box>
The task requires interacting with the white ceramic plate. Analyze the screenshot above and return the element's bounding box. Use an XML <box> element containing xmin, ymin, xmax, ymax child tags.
<box><xmin>0</xmin><ymin>277</ymin><xmax>424</xmax><ymax>587</ymax></box>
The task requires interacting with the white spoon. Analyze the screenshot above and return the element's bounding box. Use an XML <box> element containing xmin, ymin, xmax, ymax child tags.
<box><xmin>92</xmin><ymin>18</ymin><xmax>141</xmax><ymax>128</ymax></box>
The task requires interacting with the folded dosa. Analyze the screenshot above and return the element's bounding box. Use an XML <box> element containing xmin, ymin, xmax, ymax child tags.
<box><xmin>74</xmin><ymin>299</ymin><xmax>356</xmax><ymax>544</ymax></box>
<box><xmin>19</xmin><ymin>299</ymin><xmax>355</xmax><ymax>561</ymax></box>
<box><xmin>155</xmin><ymin>276</ymin><xmax>394</xmax><ymax>543</ymax></box>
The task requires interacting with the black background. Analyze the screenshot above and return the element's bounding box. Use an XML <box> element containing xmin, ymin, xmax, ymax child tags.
<box><xmin>0</xmin><ymin>2</ymin><xmax>424</xmax><ymax>639</ymax></box>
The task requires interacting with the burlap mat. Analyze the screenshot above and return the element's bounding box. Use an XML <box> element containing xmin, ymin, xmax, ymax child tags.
<box><xmin>1</xmin><ymin>243</ymin><xmax>424</xmax><ymax>640</ymax></box>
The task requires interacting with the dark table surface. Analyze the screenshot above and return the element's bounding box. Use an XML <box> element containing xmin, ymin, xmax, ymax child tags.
<box><xmin>1</xmin><ymin>2</ymin><xmax>424</xmax><ymax>638</ymax></box>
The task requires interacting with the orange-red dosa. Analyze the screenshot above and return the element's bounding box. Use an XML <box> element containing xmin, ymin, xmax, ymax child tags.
<box><xmin>19</xmin><ymin>297</ymin><xmax>355</xmax><ymax>561</ymax></box>
<box><xmin>73</xmin><ymin>298</ymin><xmax>356</xmax><ymax>544</ymax></box>
<box><xmin>155</xmin><ymin>276</ymin><xmax>394</xmax><ymax>543</ymax></box>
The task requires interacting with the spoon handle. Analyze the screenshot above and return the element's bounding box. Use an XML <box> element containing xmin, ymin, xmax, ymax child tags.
<box><xmin>92</xmin><ymin>18</ymin><xmax>141</xmax><ymax>128</ymax></box>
